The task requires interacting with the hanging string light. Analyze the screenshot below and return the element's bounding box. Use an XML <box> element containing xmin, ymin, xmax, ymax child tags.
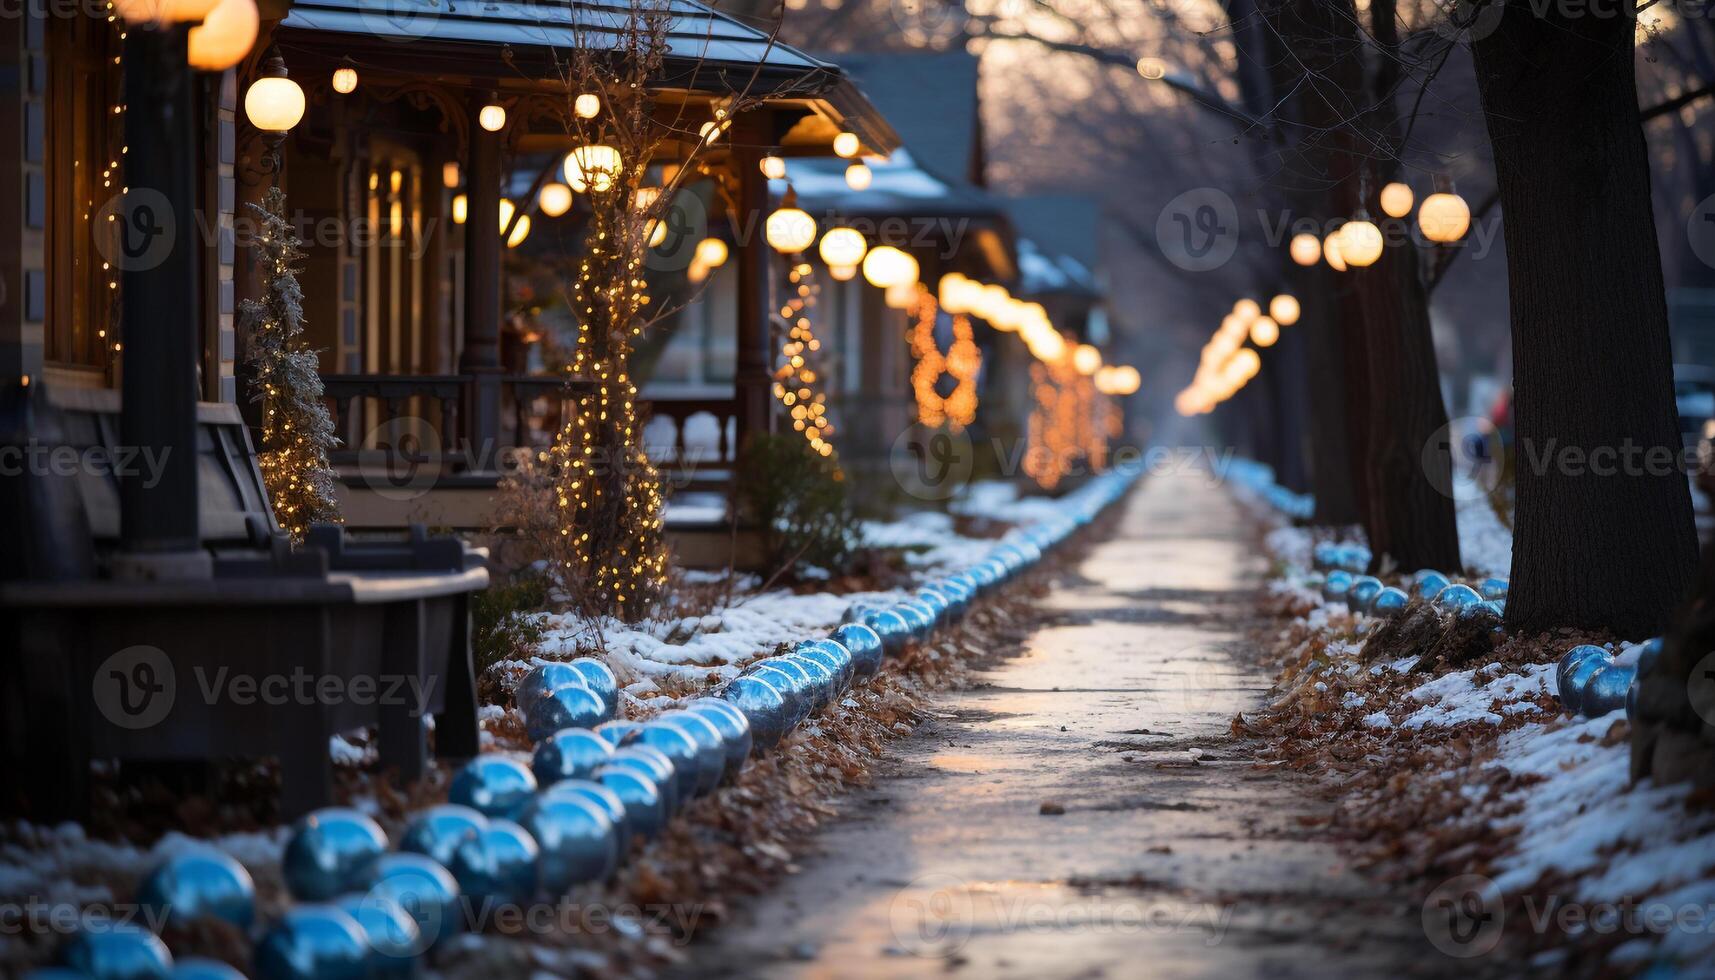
<box><xmin>906</xmin><ymin>290</ymin><xmax>981</xmax><ymax>430</ymax></box>
<box><xmin>771</xmin><ymin>261</ymin><xmax>837</xmax><ymax>458</ymax></box>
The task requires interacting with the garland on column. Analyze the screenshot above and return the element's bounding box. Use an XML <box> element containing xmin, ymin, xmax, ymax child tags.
<box><xmin>907</xmin><ymin>291</ymin><xmax>981</xmax><ymax>430</ymax></box>
<box><xmin>772</xmin><ymin>259</ymin><xmax>837</xmax><ymax>460</ymax></box>
<box><xmin>239</xmin><ymin>187</ymin><xmax>342</xmax><ymax>540</ymax></box>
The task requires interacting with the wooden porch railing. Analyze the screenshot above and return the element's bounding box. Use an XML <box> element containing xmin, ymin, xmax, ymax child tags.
<box><xmin>320</xmin><ymin>373</ymin><xmax>741</xmax><ymax>475</ymax></box>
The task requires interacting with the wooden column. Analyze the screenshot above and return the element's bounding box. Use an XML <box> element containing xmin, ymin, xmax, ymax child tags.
<box><xmin>731</xmin><ymin>112</ymin><xmax>773</xmax><ymax>448</ymax></box>
<box><xmin>117</xmin><ymin>25</ymin><xmax>204</xmax><ymax>571</ymax></box>
<box><xmin>458</xmin><ymin>90</ymin><xmax>502</xmax><ymax>463</ymax></box>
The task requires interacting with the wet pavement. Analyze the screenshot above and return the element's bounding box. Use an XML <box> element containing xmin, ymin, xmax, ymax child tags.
<box><xmin>686</xmin><ymin>473</ymin><xmax>1471</xmax><ymax>979</ymax></box>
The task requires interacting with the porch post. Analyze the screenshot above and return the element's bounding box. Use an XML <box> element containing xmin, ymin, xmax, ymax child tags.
<box><xmin>459</xmin><ymin>89</ymin><xmax>502</xmax><ymax>465</ymax></box>
<box><xmin>731</xmin><ymin>112</ymin><xmax>773</xmax><ymax>449</ymax></box>
<box><xmin>116</xmin><ymin>25</ymin><xmax>206</xmax><ymax>573</ymax></box>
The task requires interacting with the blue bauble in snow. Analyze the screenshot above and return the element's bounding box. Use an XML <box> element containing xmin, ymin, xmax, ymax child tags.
<box><xmin>1346</xmin><ymin>576</ymin><xmax>1383</xmax><ymax>614</ymax></box>
<box><xmin>1370</xmin><ymin>587</ymin><xmax>1410</xmax><ymax>618</ymax></box>
<box><xmin>449</xmin><ymin>756</ymin><xmax>538</xmax><ymax>819</ymax></box>
<box><xmin>1582</xmin><ymin>664</ymin><xmax>1637</xmax><ymax>719</ymax></box>
<box><xmin>914</xmin><ymin>589</ymin><xmax>951</xmax><ymax>623</ymax></box>
<box><xmin>594</xmin><ymin>766</ymin><xmax>666</xmax><ymax>843</ymax></box>
<box><xmin>1321</xmin><ymin>570</ymin><xmax>1354</xmax><ymax>604</ymax></box>
<box><xmin>283</xmin><ymin>808</ymin><xmax>389</xmax><ymax>902</ymax></box>
<box><xmin>785</xmin><ymin>654</ymin><xmax>838</xmax><ymax>710</ymax></box>
<box><xmin>1412</xmin><ymin>571</ymin><xmax>1451</xmax><ymax>601</ymax></box>
<box><xmin>656</xmin><ymin>710</ymin><xmax>726</xmax><ymax>797</ymax></box>
<box><xmin>898</xmin><ymin>601</ymin><xmax>937</xmax><ymax>640</ymax></box>
<box><xmin>634</xmin><ymin>722</ymin><xmax>703</xmax><ymax>803</ymax></box>
<box><xmin>1561</xmin><ymin>649</ymin><xmax>1613</xmax><ymax>715</ymax></box>
<box><xmin>525</xmin><ymin>684</ymin><xmax>607</xmax><ymax>743</ymax></box>
<box><xmin>1556</xmin><ymin>645</ymin><xmax>1610</xmax><ymax>708</ymax></box>
<box><xmin>1474</xmin><ymin>599</ymin><xmax>1506</xmax><ymax>620</ymax></box>
<box><xmin>332</xmin><ymin>892</ymin><xmax>421</xmax><ymax>977</ymax></box>
<box><xmin>607</xmin><ymin>745</ymin><xmax>681</xmax><ymax>815</ymax></box>
<box><xmin>567</xmin><ymin>658</ymin><xmax>621</xmax><ymax>718</ymax></box>
<box><xmin>716</xmin><ymin>675</ymin><xmax>787</xmax><ymax>751</ymax></box>
<box><xmin>448</xmin><ymin>819</ymin><xmax>538</xmax><ymax>905</ymax></box>
<box><xmin>1312</xmin><ymin>542</ymin><xmax>1339</xmax><ymax>570</ymax></box>
<box><xmin>594</xmin><ymin>719</ymin><xmax>642</xmax><ymax>748</ymax></box>
<box><xmin>398</xmin><ymin>804</ymin><xmax>487</xmax><ymax>868</ymax></box>
<box><xmin>136</xmin><ymin>848</ymin><xmax>255</xmax><ymax>929</ymax></box>
<box><xmin>1433</xmin><ymin>584</ymin><xmax>1483</xmax><ymax>612</ymax></box>
<box><xmin>514</xmin><ymin>663</ymin><xmax>583</xmax><ymax>717</ymax></box>
<box><xmin>685</xmin><ymin>697</ymin><xmax>754</xmax><ymax>780</ymax></box>
<box><xmin>532</xmin><ymin>728</ymin><xmax>614</xmax><ymax>787</ymax></box>
<box><xmin>545</xmin><ymin>780</ymin><xmax>628</xmax><ymax>845</ymax></box>
<box><xmin>60</xmin><ymin>923</ymin><xmax>173</xmax><ymax>980</ymax></box>
<box><xmin>1479</xmin><ymin>577</ymin><xmax>1509</xmax><ymax>600</ymax></box>
<box><xmin>794</xmin><ymin>639</ymin><xmax>852</xmax><ymax>692</ymax></box>
<box><xmin>253</xmin><ymin>906</ymin><xmax>371</xmax><ymax>980</ymax></box>
<box><xmin>517</xmin><ymin>795</ymin><xmax>618</xmax><ymax>894</ymax></box>
<box><xmin>830</xmin><ymin>624</ymin><xmax>885</xmax><ymax>680</ymax></box>
<box><xmin>1336</xmin><ymin>544</ymin><xmax>1370</xmax><ymax>573</ymax></box>
<box><xmin>862</xmin><ymin>609</ymin><xmax>913</xmax><ymax>656</ymax></box>
<box><xmin>1636</xmin><ymin>637</ymin><xmax>1665</xmax><ymax>678</ymax></box>
<box><xmin>746</xmin><ymin>664</ymin><xmax>809</xmax><ymax>728</ymax></box>
<box><xmin>364</xmin><ymin>853</ymin><xmax>460</xmax><ymax>949</ymax></box>
<box><xmin>167</xmin><ymin>959</ymin><xmax>248</xmax><ymax>980</ymax></box>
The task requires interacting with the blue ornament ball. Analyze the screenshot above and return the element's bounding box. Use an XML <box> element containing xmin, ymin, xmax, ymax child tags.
<box><xmin>1479</xmin><ymin>577</ymin><xmax>1510</xmax><ymax>600</ymax></box>
<box><xmin>331</xmin><ymin>892</ymin><xmax>421</xmax><ymax>977</ymax></box>
<box><xmin>533</xmin><ymin>728</ymin><xmax>614</xmax><ymax>787</ymax></box>
<box><xmin>716</xmin><ymin>675</ymin><xmax>788</xmax><ymax>751</ymax></box>
<box><xmin>785</xmin><ymin>654</ymin><xmax>838</xmax><ymax>711</ymax></box>
<box><xmin>253</xmin><ymin>906</ymin><xmax>371</xmax><ymax>980</ymax></box>
<box><xmin>594</xmin><ymin>719</ymin><xmax>642</xmax><ymax>748</ymax></box>
<box><xmin>1582</xmin><ymin>664</ymin><xmax>1637</xmax><ymax>719</ymax></box>
<box><xmin>1321</xmin><ymin>570</ymin><xmax>1354</xmax><ymax>604</ymax></box>
<box><xmin>1433</xmin><ymin>584</ymin><xmax>1483</xmax><ymax>612</ymax></box>
<box><xmin>754</xmin><ymin>660</ymin><xmax>814</xmax><ymax>723</ymax></box>
<box><xmin>635</xmin><ymin>722</ymin><xmax>703</xmax><ymax>802</ymax></box>
<box><xmin>136</xmin><ymin>848</ymin><xmax>255</xmax><ymax>929</ymax></box>
<box><xmin>544</xmin><ymin>780</ymin><xmax>628</xmax><ymax>842</ymax></box>
<box><xmin>1636</xmin><ymin>637</ymin><xmax>1664</xmax><ymax>678</ymax></box>
<box><xmin>397</xmin><ymin>804</ymin><xmax>487</xmax><ymax>868</ymax></box>
<box><xmin>594</xmin><ymin>766</ymin><xmax>666</xmax><ymax>843</ymax></box>
<box><xmin>793</xmin><ymin>640</ymin><xmax>850</xmax><ymax>694</ymax></box>
<box><xmin>448</xmin><ymin>756</ymin><xmax>538</xmax><ymax>819</ymax></box>
<box><xmin>1559</xmin><ymin>648</ymin><xmax>1613</xmax><ymax>715</ymax></box>
<box><xmin>517</xmin><ymin>795</ymin><xmax>619</xmax><ymax>894</ymax></box>
<box><xmin>1557</xmin><ymin>645</ymin><xmax>1610</xmax><ymax>707</ymax></box>
<box><xmin>364</xmin><ymin>853</ymin><xmax>461</xmax><ymax>949</ymax></box>
<box><xmin>448</xmin><ymin>819</ymin><xmax>538</xmax><ymax>905</ymax></box>
<box><xmin>282</xmin><ymin>808</ymin><xmax>389</xmax><ymax>902</ymax></box>
<box><xmin>513</xmin><ymin>663</ymin><xmax>583</xmax><ymax>717</ymax></box>
<box><xmin>1346</xmin><ymin>576</ymin><xmax>1383</xmax><ymax>614</ymax></box>
<box><xmin>830</xmin><ymin>624</ymin><xmax>884</xmax><ymax>680</ymax></box>
<box><xmin>862</xmin><ymin>609</ymin><xmax>913</xmax><ymax>656</ymax></box>
<box><xmin>657</xmin><ymin>710</ymin><xmax>726</xmax><ymax>797</ymax></box>
<box><xmin>568</xmin><ymin>658</ymin><xmax>621</xmax><ymax>718</ymax></box>
<box><xmin>1370</xmin><ymin>587</ymin><xmax>1410</xmax><ymax>618</ymax></box>
<box><xmin>167</xmin><ymin>959</ymin><xmax>247</xmax><ymax>980</ymax></box>
<box><xmin>525</xmin><ymin>684</ymin><xmax>607</xmax><ymax>742</ymax></box>
<box><xmin>60</xmin><ymin>923</ymin><xmax>173</xmax><ymax>980</ymax></box>
<box><xmin>1413</xmin><ymin>571</ymin><xmax>1451</xmax><ymax>601</ymax></box>
<box><xmin>686</xmin><ymin>697</ymin><xmax>753</xmax><ymax>779</ymax></box>
<box><xmin>607</xmin><ymin>745</ymin><xmax>681</xmax><ymax>815</ymax></box>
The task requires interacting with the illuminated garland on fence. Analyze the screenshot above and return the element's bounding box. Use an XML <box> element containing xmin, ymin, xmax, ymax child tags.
<box><xmin>1024</xmin><ymin>351</ymin><xmax>1112</xmax><ymax>491</ymax></box>
<box><xmin>772</xmin><ymin>260</ymin><xmax>836</xmax><ymax>459</ymax></box>
<box><xmin>906</xmin><ymin>291</ymin><xmax>981</xmax><ymax>430</ymax></box>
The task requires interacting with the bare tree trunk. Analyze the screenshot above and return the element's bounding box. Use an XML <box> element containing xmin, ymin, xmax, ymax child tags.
<box><xmin>1474</xmin><ymin>0</ymin><xmax>1699</xmax><ymax>636</ymax></box>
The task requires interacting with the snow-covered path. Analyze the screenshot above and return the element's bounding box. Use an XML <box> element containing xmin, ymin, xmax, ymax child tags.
<box><xmin>685</xmin><ymin>472</ymin><xmax>1482</xmax><ymax>979</ymax></box>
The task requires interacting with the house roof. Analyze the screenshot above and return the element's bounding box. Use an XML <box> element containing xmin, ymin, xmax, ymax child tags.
<box><xmin>1005</xmin><ymin>195</ymin><xmax>1102</xmax><ymax>274</ymax></box>
<box><xmin>814</xmin><ymin>50</ymin><xmax>984</xmax><ymax>188</ymax></box>
<box><xmin>781</xmin><ymin>148</ymin><xmax>1006</xmax><ymax>220</ymax></box>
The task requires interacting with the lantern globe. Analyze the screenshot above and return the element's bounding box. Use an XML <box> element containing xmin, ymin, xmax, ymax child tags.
<box><xmin>187</xmin><ymin>0</ymin><xmax>259</xmax><ymax>72</ymax></box>
<box><xmin>695</xmin><ymin>237</ymin><xmax>730</xmax><ymax>268</ymax></box>
<box><xmin>937</xmin><ymin>273</ymin><xmax>970</xmax><ymax>312</ymax></box>
<box><xmin>1418</xmin><ymin>192</ymin><xmax>1471</xmax><ymax>243</ymax></box>
<box><xmin>1111</xmin><ymin>366</ymin><xmax>1141</xmax><ymax>395</ymax></box>
<box><xmin>818</xmin><ymin>227</ymin><xmax>868</xmax><ymax>268</ymax></box>
<box><xmin>478</xmin><ymin>104</ymin><xmax>507</xmax><ymax>132</ymax></box>
<box><xmin>507</xmin><ymin>214</ymin><xmax>532</xmax><ymax>249</ymax></box>
<box><xmin>563</xmin><ymin>144</ymin><xmax>622</xmax><ymax>194</ymax></box>
<box><xmin>452</xmin><ymin>194</ymin><xmax>468</xmax><ymax>225</ymax></box>
<box><xmin>244</xmin><ymin>76</ymin><xmax>305</xmax><ymax>133</ymax></box>
<box><xmin>1249</xmin><ymin>316</ymin><xmax>1280</xmax><ymax>347</ymax></box>
<box><xmin>574</xmin><ymin>93</ymin><xmax>601</xmax><ymax>119</ymax></box>
<box><xmin>766</xmin><ymin>207</ymin><xmax>817</xmax><ymax>253</ymax></box>
<box><xmin>1268</xmin><ymin>294</ymin><xmax>1300</xmax><ymax>326</ymax></box>
<box><xmin>538</xmin><ymin>183</ymin><xmax>574</xmax><ymax>218</ymax></box>
<box><xmin>760</xmin><ymin>156</ymin><xmax>787</xmax><ymax>180</ymax></box>
<box><xmin>861</xmin><ymin>246</ymin><xmax>917</xmax><ymax>289</ymax></box>
<box><xmin>828</xmin><ymin>263</ymin><xmax>857</xmax><ymax>282</ymax></box>
<box><xmin>1289</xmin><ymin>232</ymin><xmax>1321</xmax><ymax>266</ymax></box>
<box><xmin>1072</xmin><ymin>344</ymin><xmax>1102</xmax><ymax>375</ymax></box>
<box><xmin>833</xmin><ymin>132</ymin><xmax>861</xmax><ymax>158</ymax></box>
<box><xmin>844</xmin><ymin>163</ymin><xmax>872</xmax><ymax>191</ymax></box>
<box><xmin>1340</xmin><ymin>219</ymin><xmax>1384</xmax><ymax>267</ymax></box>
<box><xmin>1323</xmin><ymin>227</ymin><xmax>1349</xmax><ymax>272</ymax></box>
<box><xmin>1231</xmin><ymin>298</ymin><xmax>1261</xmax><ymax>322</ymax></box>
<box><xmin>1379</xmin><ymin>182</ymin><xmax>1414</xmax><ymax>218</ymax></box>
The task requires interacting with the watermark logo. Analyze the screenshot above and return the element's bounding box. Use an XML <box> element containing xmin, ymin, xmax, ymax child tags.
<box><xmin>1689</xmin><ymin>650</ymin><xmax>1715</xmax><ymax>727</ymax></box>
<box><xmin>889</xmin><ymin>0</ymin><xmax>971</xmax><ymax>46</ymax></box>
<box><xmin>1422</xmin><ymin>874</ymin><xmax>1504</xmax><ymax>958</ymax></box>
<box><xmin>355</xmin><ymin>416</ymin><xmax>445</xmax><ymax>502</ymax></box>
<box><xmin>95</xmin><ymin>188</ymin><xmax>176</xmax><ymax>273</ymax></box>
<box><xmin>1156</xmin><ymin>188</ymin><xmax>1238</xmax><ymax>272</ymax></box>
<box><xmin>93</xmin><ymin>645</ymin><xmax>176</xmax><ymax>730</ymax></box>
<box><xmin>1423</xmin><ymin>416</ymin><xmax>1504</xmax><ymax>500</ymax></box>
<box><xmin>888</xmin><ymin>873</ymin><xmax>975</xmax><ymax>956</ymax></box>
<box><xmin>1689</xmin><ymin>193</ymin><xmax>1715</xmax><ymax>271</ymax></box>
<box><xmin>358</xmin><ymin>0</ymin><xmax>444</xmax><ymax>41</ymax></box>
<box><xmin>890</xmin><ymin>425</ymin><xmax>974</xmax><ymax>502</ymax></box>
<box><xmin>645</xmin><ymin>193</ymin><xmax>708</xmax><ymax>273</ymax></box>
<box><xmin>1430</xmin><ymin>0</ymin><xmax>1506</xmax><ymax>44</ymax></box>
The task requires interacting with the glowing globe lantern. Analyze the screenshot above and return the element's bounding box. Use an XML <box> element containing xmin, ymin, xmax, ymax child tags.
<box><xmin>937</xmin><ymin>273</ymin><xmax>972</xmax><ymax>312</ymax></box>
<box><xmin>1340</xmin><ymin>217</ymin><xmax>1384</xmax><ymax>267</ymax></box>
<box><xmin>244</xmin><ymin>74</ymin><xmax>306</xmax><ymax>134</ymax></box>
<box><xmin>1323</xmin><ymin>227</ymin><xmax>1348</xmax><ymax>271</ymax></box>
<box><xmin>451</xmin><ymin>194</ymin><xmax>467</xmax><ymax>224</ymax></box>
<box><xmin>696</xmin><ymin>237</ymin><xmax>729</xmax><ymax>269</ymax></box>
<box><xmin>862</xmin><ymin>245</ymin><xmax>917</xmax><ymax>289</ymax></box>
<box><xmin>538</xmin><ymin>182</ymin><xmax>574</xmax><ymax>218</ymax></box>
<box><xmin>1108</xmin><ymin>365</ymin><xmax>1141</xmax><ymax>395</ymax></box>
<box><xmin>1289</xmin><ymin>232</ymin><xmax>1321</xmax><ymax>266</ymax></box>
<box><xmin>833</xmin><ymin>131</ymin><xmax>861</xmax><ymax>158</ymax></box>
<box><xmin>1268</xmin><ymin>293</ymin><xmax>1300</xmax><ymax>326</ymax></box>
<box><xmin>188</xmin><ymin>0</ymin><xmax>259</xmax><ymax>72</ymax></box>
<box><xmin>765</xmin><ymin>195</ymin><xmax>817</xmax><ymax>253</ymax></box>
<box><xmin>1072</xmin><ymin>344</ymin><xmax>1102</xmax><ymax>375</ymax></box>
<box><xmin>478</xmin><ymin>103</ymin><xmax>506</xmax><ymax>133</ymax></box>
<box><xmin>1249</xmin><ymin>316</ymin><xmax>1279</xmax><ymax>347</ymax></box>
<box><xmin>563</xmin><ymin>144</ymin><xmax>622</xmax><ymax>194</ymax></box>
<box><xmin>1379</xmin><ymin>181</ymin><xmax>1414</xmax><ymax>218</ymax></box>
<box><xmin>828</xmin><ymin>264</ymin><xmax>856</xmax><ymax>281</ymax></box>
<box><xmin>574</xmin><ymin>93</ymin><xmax>601</xmax><ymax>118</ymax></box>
<box><xmin>818</xmin><ymin>227</ymin><xmax>868</xmax><ymax>268</ymax></box>
<box><xmin>330</xmin><ymin>63</ymin><xmax>358</xmax><ymax>95</ymax></box>
<box><xmin>1231</xmin><ymin>298</ymin><xmax>1261</xmax><ymax>322</ymax></box>
<box><xmin>1418</xmin><ymin>192</ymin><xmax>1471</xmax><ymax>242</ymax></box>
<box><xmin>760</xmin><ymin>155</ymin><xmax>786</xmax><ymax>180</ymax></box>
<box><xmin>844</xmin><ymin>163</ymin><xmax>872</xmax><ymax>191</ymax></box>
